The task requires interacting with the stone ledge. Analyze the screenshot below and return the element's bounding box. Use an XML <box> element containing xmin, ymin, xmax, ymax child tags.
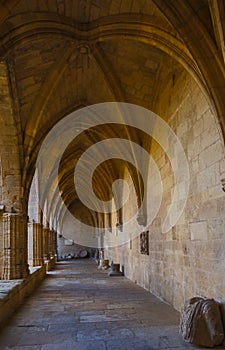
<box><xmin>0</xmin><ymin>264</ymin><xmax>48</xmax><ymax>330</ymax></box>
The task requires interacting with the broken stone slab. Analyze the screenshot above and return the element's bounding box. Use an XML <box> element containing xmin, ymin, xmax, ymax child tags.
<box><xmin>180</xmin><ymin>296</ymin><xmax>224</xmax><ymax>348</ymax></box>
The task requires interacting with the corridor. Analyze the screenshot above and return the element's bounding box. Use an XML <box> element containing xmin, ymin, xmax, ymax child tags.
<box><xmin>0</xmin><ymin>260</ymin><xmax>209</xmax><ymax>350</ymax></box>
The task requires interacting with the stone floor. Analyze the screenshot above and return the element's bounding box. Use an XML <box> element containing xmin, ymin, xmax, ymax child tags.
<box><xmin>0</xmin><ymin>260</ymin><xmax>223</xmax><ymax>350</ymax></box>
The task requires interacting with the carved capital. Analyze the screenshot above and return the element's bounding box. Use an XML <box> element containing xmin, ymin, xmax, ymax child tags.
<box><xmin>137</xmin><ymin>214</ymin><xmax>147</xmax><ymax>227</ymax></box>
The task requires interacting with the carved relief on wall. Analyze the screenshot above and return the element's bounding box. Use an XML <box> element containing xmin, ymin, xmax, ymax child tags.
<box><xmin>140</xmin><ymin>231</ymin><xmax>149</xmax><ymax>255</ymax></box>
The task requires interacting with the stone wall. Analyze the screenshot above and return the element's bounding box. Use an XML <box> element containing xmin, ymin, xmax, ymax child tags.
<box><xmin>0</xmin><ymin>265</ymin><xmax>46</xmax><ymax>329</ymax></box>
<box><xmin>105</xmin><ymin>70</ymin><xmax>225</xmax><ymax>311</ymax></box>
<box><xmin>0</xmin><ymin>62</ymin><xmax>22</xmax><ymax>212</ymax></box>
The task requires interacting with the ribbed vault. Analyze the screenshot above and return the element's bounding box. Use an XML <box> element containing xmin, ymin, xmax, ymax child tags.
<box><xmin>0</xmin><ymin>0</ymin><xmax>224</xmax><ymax>233</ymax></box>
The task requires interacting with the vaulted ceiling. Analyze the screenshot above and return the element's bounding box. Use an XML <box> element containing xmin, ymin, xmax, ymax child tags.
<box><xmin>0</xmin><ymin>0</ymin><xmax>224</xmax><ymax>225</ymax></box>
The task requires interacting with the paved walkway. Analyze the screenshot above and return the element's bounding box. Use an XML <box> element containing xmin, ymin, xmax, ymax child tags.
<box><xmin>0</xmin><ymin>260</ymin><xmax>215</xmax><ymax>349</ymax></box>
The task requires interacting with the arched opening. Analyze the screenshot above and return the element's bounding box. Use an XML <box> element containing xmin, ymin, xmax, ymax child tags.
<box><xmin>0</xmin><ymin>2</ymin><xmax>225</xmax><ymax>340</ymax></box>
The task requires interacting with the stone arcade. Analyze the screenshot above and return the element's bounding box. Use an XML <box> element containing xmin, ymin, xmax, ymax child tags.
<box><xmin>0</xmin><ymin>0</ymin><xmax>225</xmax><ymax>348</ymax></box>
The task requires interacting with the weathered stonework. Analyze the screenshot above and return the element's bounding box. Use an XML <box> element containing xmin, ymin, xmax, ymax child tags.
<box><xmin>43</xmin><ymin>227</ymin><xmax>51</xmax><ymax>261</ymax></box>
<box><xmin>28</xmin><ymin>222</ymin><xmax>43</xmax><ymax>267</ymax></box>
<box><xmin>2</xmin><ymin>213</ymin><xmax>29</xmax><ymax>280</ymax></box>
<box><xmin>0</xmin><ymin>0</ymin><xmax>224</xmax><ymax>321</ymax></box>
<box><xmin>105</xmin><ymin>71</ymin><xmax>225</xmax><ymax>311</ymax></box>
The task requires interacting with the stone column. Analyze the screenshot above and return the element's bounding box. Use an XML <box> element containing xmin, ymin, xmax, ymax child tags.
<box><xmin>43</xmin><ymin>227</ymin><xmax>50</xmax><ymax>261</ymax></box>
<box><xmin>107</xmin><ymin>213</ymin><xmax>112</xmax><ymax>232</ymax></box>
<box><xmin>2</xmin><ymin>213</ymin><xmax>29</xmax><ymax>279</ymax></box>
<box><xmin>54</xmin><ymin>230</ymin><xmax>57</xmax><ymax>259</ymax></box>
<box><xmin>28</xmin><ymin>222</ymin><xmax>43</xmax><ymax>267</ymax></box>
<box><xmin>0</xmin><ymin>208</ymin><xmax>4</xmax><ymax>278</ymax></box>
<box><xmin>49</xmin><ymin>229</ymin><xmax>55</xmax><ymax>259</ymax></box>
